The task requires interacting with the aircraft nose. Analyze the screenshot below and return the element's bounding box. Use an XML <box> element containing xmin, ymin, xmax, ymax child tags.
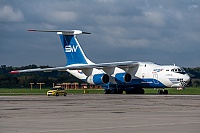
<box><xmin>184</xmin><ymin>74</ymin><xmax>190</xmax><ymax>85</ymax></box>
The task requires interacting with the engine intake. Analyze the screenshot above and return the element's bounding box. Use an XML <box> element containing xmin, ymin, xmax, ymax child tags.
<box><xmin>115</xmin><ymin>73</ymin><xmax>132</xmax><ymax>83</ymax></box>
<box><xmin>87</xmin><ymin>74</ymin><xmax>109</xmax><ymax>85</ymax></box>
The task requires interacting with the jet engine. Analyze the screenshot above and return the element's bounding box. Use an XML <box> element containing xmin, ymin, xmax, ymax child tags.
<box><xmin>115</xmin><ymin>73</ymin><xmax>132</xmax><ymax>83</ymax></box>
<box><xmin>87</xmin><ymin>74</ymin><xmax>109</xmax><ymax>85</ymax></box>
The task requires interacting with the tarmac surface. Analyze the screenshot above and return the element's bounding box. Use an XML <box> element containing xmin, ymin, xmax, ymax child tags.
<box><xmin>0</xmin><ymin>94</ymin><xmax>200</xmax><ymax>133</ymax></box>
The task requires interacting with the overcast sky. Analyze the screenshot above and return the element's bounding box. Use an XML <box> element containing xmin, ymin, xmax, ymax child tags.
<box><xmin>0</xmin><ymin>0</ymin><xmax>200</xmax><ymax>67</ymax></box>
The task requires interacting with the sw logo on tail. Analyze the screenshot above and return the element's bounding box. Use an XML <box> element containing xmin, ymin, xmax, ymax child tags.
<box><xmin>65</xmin><ymin>45</ymin><xmax>79</xmax><ymax>53</ymax></box>
<box><xmin>10</xmin><ymin>29</ymin><xmax>190</xmax><ymax>94</ymax></box>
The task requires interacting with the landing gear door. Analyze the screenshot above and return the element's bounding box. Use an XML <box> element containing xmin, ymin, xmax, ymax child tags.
<box><xmin>153</xmin><ymin>74</ymin><xmax>159</xmax><ymax>84</ymax></box>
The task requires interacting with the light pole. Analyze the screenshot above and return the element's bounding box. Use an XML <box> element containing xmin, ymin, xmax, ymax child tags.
<box><xmin>30</xmin><ymin>83</ymin><xmax>34</xmax><ymax>90</ymax></box>
<box><xmin>37</xmin><ymin>83</ymin><xmax>45</xmax><ymax>90</ymax></box>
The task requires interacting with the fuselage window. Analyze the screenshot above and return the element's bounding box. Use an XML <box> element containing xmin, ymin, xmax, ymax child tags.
<box><xmin>171</xmin><ymin>68</ymin><xmax>186</xmax><ymax>74</ymax></box>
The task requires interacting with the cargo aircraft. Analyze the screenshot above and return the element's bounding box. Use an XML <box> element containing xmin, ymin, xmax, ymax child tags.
<box><xmin>10</xmin><ymin>30</ymin><xmax>190</xmax><ymax>94</ymax></box>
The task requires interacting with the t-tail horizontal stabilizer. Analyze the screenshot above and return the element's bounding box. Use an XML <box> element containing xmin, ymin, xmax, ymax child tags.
<box><xmin>28</xmin><ymin>29</ymin><xmax>93</xmax><ymax>65</ymax></box>
<box><xmin>28</xmin><ymin>29</ymin><xmax>91</xmax><ymax>35</ymax></box>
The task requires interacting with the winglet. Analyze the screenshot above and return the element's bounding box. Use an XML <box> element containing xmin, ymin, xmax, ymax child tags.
<box><xmin>10</xmin><ymin>71</ymin><xmax>19</xmax><ymax>74</ymax></box>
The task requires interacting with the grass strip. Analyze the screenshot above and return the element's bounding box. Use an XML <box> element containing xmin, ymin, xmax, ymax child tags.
<box><xmin>0</xmin><ymin>87</ymin><xmax>199</xmax><ymax>95</ymax></box>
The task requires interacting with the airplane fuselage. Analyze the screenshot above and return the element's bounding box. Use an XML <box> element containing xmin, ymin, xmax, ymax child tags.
<box><xmin>67</xmin><ymin>61</ymin><xmax>190</xmax><ymax>90</ymax></box>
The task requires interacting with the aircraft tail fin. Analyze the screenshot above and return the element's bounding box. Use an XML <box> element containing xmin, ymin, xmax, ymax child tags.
<box><xmin>28</xmin><ymin>29</ymin><xmax>93</xmax><ymax>65</ymax></box>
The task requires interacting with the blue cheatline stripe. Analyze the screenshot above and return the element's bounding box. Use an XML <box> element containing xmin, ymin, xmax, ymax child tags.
<box><xmin>102</xmin><ymin>79</ymin><xmax>166</xmax><ymax>89</ymax></box>
<box><xmin>81</xmin><ymin>78</ymin><xmax>166</xmax><ymax>89</ymax></box>
<box><xmin>59</xmin><ymin>35</ymin><xmax>88</xmax><ymax>65</ymax></box>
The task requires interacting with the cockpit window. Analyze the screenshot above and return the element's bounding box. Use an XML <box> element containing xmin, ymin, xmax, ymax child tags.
<box><xmin>171</xmin><ymin>68</ymin><xmax>186</xmax><ymax>74</ymax></box>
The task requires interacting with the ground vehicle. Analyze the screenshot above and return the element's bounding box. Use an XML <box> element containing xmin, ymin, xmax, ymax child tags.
<box><xmin>47</xmin><ymin>86</ymin><xmax>67</xmax><ymax>96</ymax></box>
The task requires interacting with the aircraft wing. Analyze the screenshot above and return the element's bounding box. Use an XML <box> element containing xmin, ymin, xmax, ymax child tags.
<box><xmin>10</xmin><ymin>61</ymin><xmax>139</xmax><ymax>74</ymax></box>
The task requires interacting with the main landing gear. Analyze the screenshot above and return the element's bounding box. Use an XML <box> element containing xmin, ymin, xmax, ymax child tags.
<box><xmin>158</xmin><ymin>89</ymin><xmax>168</xmax><ymax>95</ymax></box>
<box><xmin>126</xmin><ymin>88</ymin><xmax>145</xmax><ymax>94</ymax></box>
<box><xmin>104</xmin><ymin>89</ymin><xmax>123</xmax><ymax>94</ymax></box>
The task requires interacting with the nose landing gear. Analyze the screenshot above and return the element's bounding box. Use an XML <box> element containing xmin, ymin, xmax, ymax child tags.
<box><xmin>158</xmin><ymin>89</ymin><xmax>168</xmax><ymax>95</ymax></box>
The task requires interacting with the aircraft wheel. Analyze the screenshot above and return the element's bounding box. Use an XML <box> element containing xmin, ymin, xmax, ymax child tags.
<box><xmin>104</xmin><ymin>89</ymin><xmax>111</xmax><ymax>94</ymax></box>
<box><xmin>111</xmin><ymin>90</ymin><xmax>116</xmax><ymax>94</ymax></box>
<box><xmin>117</xmin><ymin>90</ymin><xmax>123</xmax><ymax>94</ymax></box>
<box><xmin>138</xmin><ymin>88</ymin><xmax>145</xmax><ymax>94</ymax></box>
<box><xmin>56</xmin><ymin>93</ymin><xmax>59</xmax><ymax>96</ymax></box>
<box><xmin>158</xmin><ymin>90</ymin><xmax>163</xmax><ymax>94</ymax></box>
<box><xmin>158</xmin><ymin>90</ymin><xmax>168</xmax><ymax>95</ymax></box>
<box><xmin>163</xmin><ymin>90</ymin><xmax>168</xmax><ymax>95</ymax></box>
<box><xmin>112</xmin><ymin>90</ymin><xmax>123</xmax><ymax>94</ymax></box>
<box><xmin>126</xmin><ymin>88</ymin><xmax>144</xmax><ymax>94</ymax></box>
<box><xmin>125</xmin><ymin>90</ymin><xmax>132</xmax><ymax>94</ymax></box>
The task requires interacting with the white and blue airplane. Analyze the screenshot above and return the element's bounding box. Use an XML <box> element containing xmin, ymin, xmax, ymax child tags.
<box><xmin>10</xmin><ymin>30</ymin><xmax>190</xmax><ymax>94</ymax></box>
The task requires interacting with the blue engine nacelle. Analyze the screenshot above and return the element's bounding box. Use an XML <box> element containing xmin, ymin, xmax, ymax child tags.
<box><xmin>115</xmin><ymin>73</ymin><xmax>132</xmax><ymax>83</ymax></box>
<box><xmin>87</xmin><ymin>74</ymin><xmax>109</xmax><ymax>85</ymax></box>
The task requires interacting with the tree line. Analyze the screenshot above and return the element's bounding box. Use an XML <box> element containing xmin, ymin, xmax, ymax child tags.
<box><xmin>0</xmin><ymin>65</ymin><xmax>82</xmax><ymax>88</ymax></box>
<box><xmin>0</xmin><ymin>65</ymin><xmax>200</xmax><ymax>88</ymax></box>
